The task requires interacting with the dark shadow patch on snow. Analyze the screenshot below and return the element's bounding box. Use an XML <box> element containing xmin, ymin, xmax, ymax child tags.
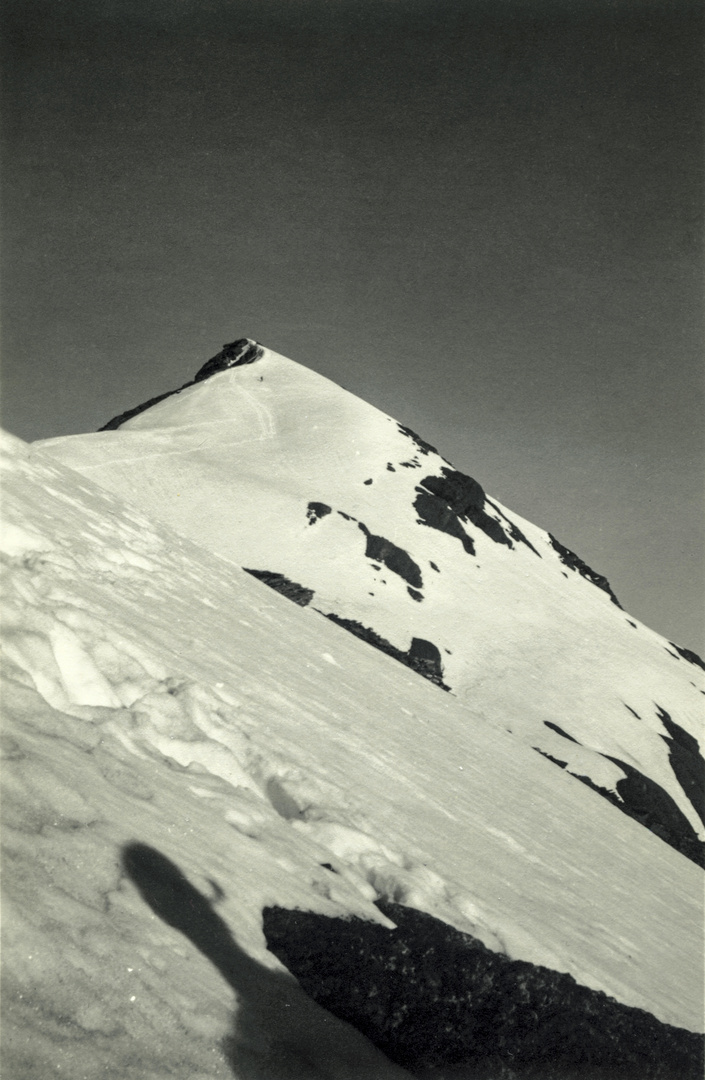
<box><xmin>547</xmin><ymin>534</ymin><xmax>622</xmax><ymax>608</ymax></box>
<box><xmin>668</xmin><ymin>642</ymin><xmax>705</xmax><ymax>672</ymax></box>
<box><xmin>306</xmin><ymin>502</ymin><xmax>331</xmax><ymax>525</ymax></box>
<box><xmin>99</xmin><ymin>339</ymin><xmax>263</xmax><ymax>430</ymax></box>
<box><xmin>397</xmin><ymin>424</ymin><xmax>437</xmax><ymax>456</ymax></box>
<box><xmin>568</xmin><ymin>760</ymin><xmax>705</xmax><ymax>869</ymax></box>
<box><xmin>543</xmin><ymin>721</ymin><xmax>580</xmax><ymax>743</ymax></box>
<box><xmin>358</xmin><ymin>523</ymin><xmax>423</xmax><ymax>590</ymax></box>
<box><xmin>656</xmin><ymin>706</ymin><xmax>705</xmax><ymax>828</ymax></box>
<box><xmin>121</xmin><ymin>844</ymin><xmax>394</xmax><ymax>1078</ymax></box>
<box><xmin>243</xmin><ymin>569</ymin><xmax>314</xmax><ymax>607</ymax></box>
<box><xmin>263</xmin><ymin>899</ymin><xmax>703</xmax><ymax>1079</ymax></box>
<box><xmin>320</xmin><ymin>613</ymin><xmax>449</xmax><ymax>690</ymax></box>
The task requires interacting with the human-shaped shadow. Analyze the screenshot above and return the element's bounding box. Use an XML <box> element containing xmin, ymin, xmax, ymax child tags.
<box><xmin>121</xmin><ymin>842</ymin><xmax>410</xmax><ymax>1080</ymax></box>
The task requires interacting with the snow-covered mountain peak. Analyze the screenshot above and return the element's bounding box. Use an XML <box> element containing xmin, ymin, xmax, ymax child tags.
<box><xmin>32</xmin><ymin>341</ymin><xmax>705</xmax><ymax>878</ymax></box>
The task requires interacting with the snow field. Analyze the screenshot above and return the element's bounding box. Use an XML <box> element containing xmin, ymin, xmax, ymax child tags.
<box><xmin>1</xmin><ymin>429</ymin><xmax>703</xmax><ymax>1080</ymax></box>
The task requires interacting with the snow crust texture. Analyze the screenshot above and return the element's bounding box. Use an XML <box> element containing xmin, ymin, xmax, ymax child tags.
<box><xmin>34</xmin><ymin>343</ymin><xmax>705</xmax><ymax>870</ymax></box>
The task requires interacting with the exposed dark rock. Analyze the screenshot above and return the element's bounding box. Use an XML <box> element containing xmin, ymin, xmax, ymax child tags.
<box><xmin>543</xmin><ymin>721</ymin><xmax>580</xmax><ymax>743</ymax></box>
<box><xmin>364</xmin><ymin>478</ymin><xmax>373</xmax><ymax>485</ymax></box>
<box><xmin>358</xmin><ymin>523</ymin><xmax>423</xmax><ymax>590</ymax></box>
<box><xmin>415</xmin><ymin>469</ymin><xmax>514</xmax><ymax>553</ymax></box>
<box><xmin>320</xmin><ymin>613</ymin><xmax>449</xmax><ymax>690</ymax></box>
<box><xmin>242</xmin><ymin>569</ymin><xmax>314</xmax><ymax>607</ymax></box>
<box><xmin>387</xmin><ymin>463</ymin><xmax>396</xmax><ymax>472</ymax></box>
<box><xmin>407</xmin><ymin>588</ymin><xmax>423</xmax><ymax>602</ymax></box>
<box><xmin>263</xmin><ymin>899</ymin><xmax>703</xmax><ymax>1079</ymax></box>
<box><xmin>547</xmin><ymin>535</ymin><xmax>622</xmax><ymax>608</ymax></box>
<box><xmin>306</xmin><ymin>502</ymin><xmax>332</xmax><ymax>525</ymax></box>
<box><xmin>668</xmin><ymin>643</ymin><xmax>705</xmax><ymax>672</ymax></box>
<box><xmin>337</xmin><ymin>511</ymin><xmax>357</xmax><ymax>522</ymax></box>
<box><xmin>535</xmin><ymin>748</ymin><xmax>569</xmax><ymax>769</ymax></box>
<box><xmin>99</xmin><ymin>338</ymin><xmax>263</xmax><ymax>431</ymax></box>
<box><xmin>193</xmin><ymin>338</ymin><xmax>264</xmax><ymax>381</ymax></box>
<box><xmin>397</xmin><ymin>424</ymin><xmax>438</xmax><ymax>456</ymax></box>
<box><xmin>486</xmin><ymin>499</ymin><xmax>542</xmax><ymax>557</ymax></box>
<box><xmin>407</xmin><ymin>638</ymin><xmax>445</xmax><ymax>685</ymax></box>
<box><xmin>414</xmin><ymin>490</ymin><xmax>476</xmax><ymax>555</ymax></box>
<box><xmin>657</xmin><ymin>706</ymin><xmax>705</xmax><ymax>827</ymax></box>
<box><xmin>568</xmin><ymin>758</ymin><xmax>705</xmax><ymax>869</ymax></box>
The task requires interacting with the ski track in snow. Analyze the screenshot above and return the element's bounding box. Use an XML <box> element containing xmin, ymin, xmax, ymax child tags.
<box><xmin>2</xmin><ymin>419</ymin><xmax>704</xmax><ymax>1078</ymax></box>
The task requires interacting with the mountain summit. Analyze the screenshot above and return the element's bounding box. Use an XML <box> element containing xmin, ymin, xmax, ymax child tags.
<box><xmin>34</xmin><ymin>340</ymin><xmax>705</xmax><ymax>870</ymax></box>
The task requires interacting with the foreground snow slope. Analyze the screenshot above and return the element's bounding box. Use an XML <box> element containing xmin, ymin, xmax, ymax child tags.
<box><xmin>1</xmin><ymin>429</ymin><xmax>702</xmax><ymax>1080</ymax></box>
<box><xmin>33</xmin><ymin>341</ymin><xmax>705</xmax><ymax>870</ymax></box>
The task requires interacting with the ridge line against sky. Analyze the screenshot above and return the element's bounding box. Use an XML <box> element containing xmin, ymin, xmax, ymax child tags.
<box><xmin>1</xmin><ymin>0</ymin><xmax>703</xmax><ymax>650</ymax></box>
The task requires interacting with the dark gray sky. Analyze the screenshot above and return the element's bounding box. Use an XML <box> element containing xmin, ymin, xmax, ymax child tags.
<box><xmin>2</xmin><ymin>0</ymin><xmax>703</xmax><ymax>650</ymax></box>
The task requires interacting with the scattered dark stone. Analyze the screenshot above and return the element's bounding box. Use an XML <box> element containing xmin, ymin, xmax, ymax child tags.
<box><xmin>263</xmin><ymin>899</ymin><xmax>703</xmax><ymax>1079</ymax></box>
<box><xmin>627</xmin><ymin>620</ymin><xmax>637</xmax><ymax>628</ymax></box>
<box><xmin>364</xmin><ymin>479</ymin><xmax>373</xmax><ymax>485</ymax></box>
<box><xmin>320</xmin><ymin>863</ymin><xmax>338</xmax><ymax>874</ymax></box>
<box><xmin>535</xmin><ymin>748</ymin><xmax>569</xmax><ymax>769</ymax></box>
<box><xmin>387</xmin><ymin>463</ymin><xmax>396</xmax><ymax>471</ymax></box>
<box><xmin>547</xmin><ymin>535</ymin><xmax>622</xmax><ymax>608</ymax></box>
<box><xmin>358</xmin><ymin>523</ymin><xmax>424</xmax><ymax>590</ymax></box>
<box><xmin>656</xmin><ymin>706</ymin><xmax>705</xmax><ymax>827</ymax></box>
<box><xmin>337</xmin><ymin>511</ymin><xmax>357</xmax><ymax>522</ymax></box>
<box><xmin>371</xmin><ymin>564</ymin><xmax>381</xmax><ymax>571</ymax></box>
<box><xmin>407</xmin><ymin>588</ymin><xmax>423</xmax><ymax>602</ymax></box>
<box><xmin>543</xmin><ymin>721</ymin><xmax>580</xmax><ymax>743</ymax></box>
<box><xmin>624</xmin><ymin>704</ymin><xmax>641</xmax><ymax>718</ymax></box>
<box><xmin>306</xmin><ymin>502</ymin><xmax>332</xmax><ymax>525</ymax></box>
<box><xmin>320</xmin><ymin>613</ymin><xmax>449</xmax><ymax>690</ymax></box>
<box><xmin>242</xmin><ymin>569</ymin><xmax>314</xmax><ymax>607</ymax></box>
<box><xmin>99</xmin><ymin>338</ymin><xmax>263</xmax><ymax>430</ymax></box>
<box><xmin>397</xmin><ymin>424</ymin><xmax>438</xmax><ymax>456</ymax></box>
<box><xmin>430</xmin><ymin>561</ymin><xmax>440</xmax><ymax>572</ymax></box>
<box><xmin>415</xmin><ymin>469</ymin><xmax>513</xmax><ymax>553</ymax></box>
<box><xmin>400</xmin><ymin>460</ymin><xmax>421</xmax><ymax>469</ymax></box>
<box><xmin>669</xmin><ymin>643</ymin><xmax>705</xmax><ymax>672</ymax></box>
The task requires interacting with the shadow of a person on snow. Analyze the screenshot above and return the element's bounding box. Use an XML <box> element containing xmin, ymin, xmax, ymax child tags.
<box><xmin>121</xmin><ymin>842</ymin><xmax>410</xmax><ymax>1080</ymax></box>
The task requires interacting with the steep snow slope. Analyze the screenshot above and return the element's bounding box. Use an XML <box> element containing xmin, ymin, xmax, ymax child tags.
<box><xmin>2</xmin><ymin>430</ymin><xmax>703</xmax><ymax>1080</ymax></box>
<box><xmin>33</xmin><ymin>341</ymin><xmax>705</xmax><ymax>870</ymax></box>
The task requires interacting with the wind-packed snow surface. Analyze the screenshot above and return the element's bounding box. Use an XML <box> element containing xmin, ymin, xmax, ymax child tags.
<box><xmin>34</xmin><ymin>341</ymin><xmax>705</xmax><ymax>870</ymax></box>
<box><xmin>2</xmin><ymin>340</ymin><xmax>703</xmax><ymax>1077</ymax></box>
